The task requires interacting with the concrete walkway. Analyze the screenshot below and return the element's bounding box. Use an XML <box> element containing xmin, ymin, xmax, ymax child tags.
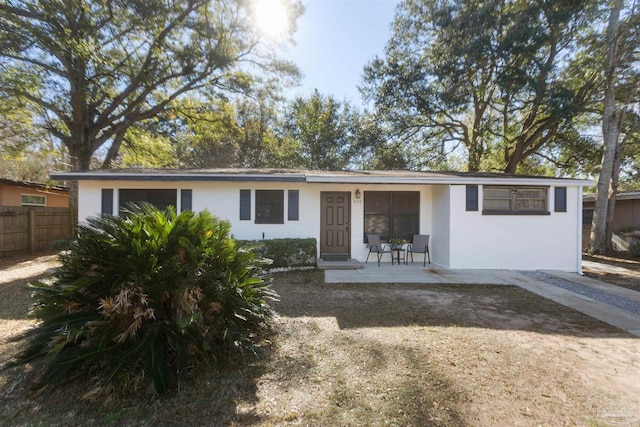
<box><xmin>324</xmin><ymin>262</ymin><xmax>640</xmax><ymax>337</ymax></box>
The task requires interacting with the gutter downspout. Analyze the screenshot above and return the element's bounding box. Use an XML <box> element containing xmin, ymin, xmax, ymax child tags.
<box><xmin>577</xmin><ymin>186</ymin><xmax>584</xmax><ymax>275</ymax></box>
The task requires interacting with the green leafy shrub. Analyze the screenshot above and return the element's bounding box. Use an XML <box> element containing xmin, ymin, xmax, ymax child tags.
<box><xmin>7</xmin><ymin>203</ymin><xmax>276</xmax><ymax>395</ymax></box>
<box><xmin>239</xmin><ymin>238</ymin><xmax>317</xmax><ymax>268</ymax></box>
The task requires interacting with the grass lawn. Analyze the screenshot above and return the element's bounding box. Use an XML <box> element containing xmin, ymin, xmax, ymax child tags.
<box><xmin>1</xmin><ymin>264</ymin><xmax>639</xmax><ymax>426</ymax></box>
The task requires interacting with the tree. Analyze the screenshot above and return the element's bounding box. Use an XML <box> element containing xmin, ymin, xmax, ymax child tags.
<box><xmin>234</xmin><ymin>93</ymin><xmax>299</xmax><ymax>168</ymax></box>
<box><xmin>146</xmin><ymin>95</ymin><xmax>297</xmax><ymax>169</ymax></box>
<box><xmin>0</xmin><ymin>0</ymin><xmax>299</xmax><ymax>171</ymax></box>
<box><xmin>362</xmin><ymin>0</ymin><xmax>595</xmax><ymax>172</ymax></box>
<box><xmin>283</xmin><ymin>90</ymin><xmax>360</xmax><ymax>170</ymax></box>
<box><xmin>590</xmin><ymin>0</ymin><xmax>639</xmax><ymax>254</ymax></box>
<box><xmin>0</xmin><ymin>97</ymin><xmax>67</xmax><ymax>181</ymax></box>
<box><xmin>114</xmin><ymin>125</ymin><xmax>178</xmax><ymax>169</ymax></box>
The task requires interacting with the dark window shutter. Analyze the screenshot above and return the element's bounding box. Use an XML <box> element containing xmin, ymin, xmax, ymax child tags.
<box><xmin>288</xmin><ymin>190</ymin><xmax>299</xmax><ymax>220</ymax></box>
<box><xmin>181</xmin><ymin>189</ymin><xmax>192</xmax><ymax>212</ymax></box>
<box><xmin>466</xmin><ymin>185</ymin><xmax>478</xmax><ymax>211</ymax></box>
<box><xmin>554</xmin><ymin>187</ymin><xmax>567</xmax><ymax>212</ymax></box>
<box><xmin>240</xmin><ymin>189</ymin><xmax>251</xmax><ymax>220</ymax></box>
<box><xmin>101</xmin><ymin>189</ymin><xmax>113</xmax><ymax>215</ymax></box>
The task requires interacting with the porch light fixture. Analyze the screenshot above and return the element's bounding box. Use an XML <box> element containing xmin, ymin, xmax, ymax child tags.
<box><xmin>355</xmin><ymin>189</ymin><xmax>361</xmax><ymax>199</ymax></box>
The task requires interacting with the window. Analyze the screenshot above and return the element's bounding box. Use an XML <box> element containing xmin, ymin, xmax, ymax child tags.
<box><xmin>288</xmin><ymin>190</ymin><xmax>299</xmax><ymax>221</ymax></box>
<box><xmin>482</xmin><ymin>186</ymin><xmax>548</xmax><ymax>215</ymax></box>
<box><xmin>180</xmin><ymin>189</ymin><xmax>192</xmax><ymax>212</ymax></box>
<box><xmin>583</xmin><ymin>208</ymin><xmax>594</xmax><ymax>226</ymax></box>
<box><xmin>554</xmin><ymin>187</ymin><xmax>567</xmax><ymax>212</ymax></box>
<box><xmin>21</xmin><ymin>194</ymin><xmax>46</xmax><ymax>206</ymax></box>
<box><xmin>240</xmin><ymin>190</ymin><xmax>251</xmax><ymax>220</ymax></box>
<box><xmin>364</xmin><ymin>191</ymin><xmax>419</xmax><ymax>242</ymax></box>
<box><xmin>118</xmin><ymin>189</ymin><xmax>177</xmax><ymax>214</ymax></box>
<box><xmin>255</xmin><ymin>190</ymin><xmax>284</xmax><ymax>224</ymax></box>
<box><xmin>101</xmin><ymin>189</ymin><xmax>113</xmax><ymax>215</ymax></box>
<box><xmin>466</xmin><ymin>185</ymin><xmax>478</xmax><ymax>211</ymax></box>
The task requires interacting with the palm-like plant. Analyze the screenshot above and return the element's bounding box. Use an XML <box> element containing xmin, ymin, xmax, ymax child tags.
<box><xmin>7</xmin><ymin>203</ymin><xmax>276</xmax><ymax>395</ymax></box>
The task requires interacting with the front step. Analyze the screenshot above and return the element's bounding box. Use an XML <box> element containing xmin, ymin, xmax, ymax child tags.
<box><xmin>321</xmin><ymin>254</ymin><xmax>350</xmax><ymax>261</ymax></box>
<box><xmin>317</xmin><ymin>258</ymin><xmax>364</xmax><ymax>270</ymax></box>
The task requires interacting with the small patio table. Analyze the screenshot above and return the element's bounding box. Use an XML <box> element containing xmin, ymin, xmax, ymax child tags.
<box><xmin>391</xmin><ymin>245</ymin><xmax>406</xmax><ymax>265</ymax></box>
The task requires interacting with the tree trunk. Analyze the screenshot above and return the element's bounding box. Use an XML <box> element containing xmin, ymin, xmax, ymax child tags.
<box><xmin>591</xmin><ymin>0</ymin><xmax>623</xmax><ymax>254</ymax></box>
<box><xmin>68</xmin><ymin>147</ymin><xmax>93</xmax><ymax>229</ymax></box>
<box><xmin>605</xmin><ymin>141</ymin><xmax>622</xmax><ymax>252</ymax></box>
<box><xmin>467</xmin><ymin>140</ymin><xmax>482</xmax><ymax>172</ymax></box>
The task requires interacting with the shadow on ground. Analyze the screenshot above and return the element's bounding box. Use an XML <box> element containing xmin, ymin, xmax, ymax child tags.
<box><xmin>0</xmin><ymin>273</ymin><xmax>52</xmax><ymax>320</ymax></box>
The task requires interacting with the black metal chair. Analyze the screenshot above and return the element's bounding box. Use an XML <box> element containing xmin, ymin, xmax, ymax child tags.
<box><xmin>406</xmin><ymin>234</ymin><xmax>430</xmax><ymax>266</ymax></box>
<box><xmin>365</xmin><ymin>234</ymin><xmax>393</xmax><ymax>266</ymax></box>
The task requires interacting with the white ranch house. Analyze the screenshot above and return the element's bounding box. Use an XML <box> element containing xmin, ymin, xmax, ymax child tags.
<box><xmin>52</xmin><ymin>169</ymin><xmax>591</xmax><ymax>272</ymax></box>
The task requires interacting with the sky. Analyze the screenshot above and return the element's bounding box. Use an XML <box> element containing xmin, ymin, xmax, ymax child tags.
<box><xmin>279</xmin><ymin>0</ymin><xmax>400</xmax><ymax>106</ymax></box>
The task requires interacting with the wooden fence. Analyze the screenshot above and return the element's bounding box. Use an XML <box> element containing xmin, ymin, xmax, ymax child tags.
<box><xmin>0</xmin><ymin>206</ymin><xmax>72</xmax><ymax>257</ymax></box>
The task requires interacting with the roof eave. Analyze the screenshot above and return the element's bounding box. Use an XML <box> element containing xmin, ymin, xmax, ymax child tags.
<box><xmin>305</xmin><ymin>175</ymin><xmax>594</xmax><ymax>186</ymax></box>
<box><xmin>50</xmin><ymin>171</ymin><xmax>593</xmax><ymax>187</ymax></box>
<box><xmin>49</xmin><ymin>172</ymin><xmax>306</xmax><ymax>183</ymax></box>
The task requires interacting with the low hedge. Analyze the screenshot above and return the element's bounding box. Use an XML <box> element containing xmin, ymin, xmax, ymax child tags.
<box><xmin>238</xmin><ymin>238</ymin><xmax>317</xmax><ymax>268</ymax></box>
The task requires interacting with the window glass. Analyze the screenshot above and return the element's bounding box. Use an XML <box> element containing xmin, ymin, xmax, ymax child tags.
<box><xmin>515</xmin><ymin>188</ymin><xmax>546</xmax><ymax>211</ymax></box>
<box><xmin>466</xmin><ymin>185</ymin><xmax>478</xmax><ymax>211</ymax></box>
<box><xmin>21</xmin><ymin>194</ymin><xmax>46</xmax><ymax>206</ymax></box>
<box><xmin>392</xmin><ymin>191</ymin><xmax>420</xmax><ymax>214</ymax></box>
<box><xmin>364</xmin><ymin>214</ymin><xmax>390</xmax><ymax>239</ymax></box>
<box><xmin>484</xmin><ymin>198</ymin><xmax>511</xmax><ymax>210</ymax></box>
<box><xmin>483</xmin><ymin>187</ymin><xmax>511</xmax><ymax>210</ymax></box>
<box><xmin>364</xmin><ymin>191</ymin><xmax>419</xmax><ymax>241</ymax></box>
<box><xmin>483</xmin><ymin>187</ymin><xmax>511</xmax><ymax>199</ymax></box>
<box><xmin>119</xmin><ymin>189</ymin><xmax>177</xmax><ymax>214</ymax></box>
<box><xmin>365</xmin><ymin>191</ymin><xmax>390</xmax><ymax>213</ymax></box>
<box><xmin>554</xmin><ymin>187</ymin><xmax>567</xmax><ymax>212</ymax></box>
<box><xmin>583</xmin><ymin>208</ymin><xmax>594</xmax><ymax>226</ymax></box>
<box><xmin>255</xmin><ymin>190</ymin><xmax>284</xmax><ymax>224</ymax></box>
<box><xmin>392</xmin><ymin>214</ymin><xmax>419</xmax><ymax>240</ymax></box>
<box><xmin>288</xmin><ymin>190</ymin><xmax>299</xmax><ymax>221</ymax></box>
<box><xmin>101</xmin><ymin>189</ymin><xmax>113</xmax><ymax>215</ymax></box>
<box><xmin>483</xmin><ymin>186</ymin><xmax>548</xmax><ymax>214</ymax></box>
<box><xmin>239</xmin><ymin>189</ymin><xmax>251</xmax><ymax>220</ymax></box>
<box><xmin>180</xmin><ymin>189</ymin><xmax>192</xmax><ymax>212</ymax></box>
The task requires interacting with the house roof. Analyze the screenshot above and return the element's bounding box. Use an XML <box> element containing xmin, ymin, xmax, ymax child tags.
<box><xmin>50</xmin><ymin>168</ymin><xmax>593</xmax><ymax>186</ymax></box>
<box><xmin>583</xmin><ymin>190</ymin><xmax>640</xmax><ymax>203</ymax></box>
<box><xmin>0</xmin><ymin>178</ymin><xmax>68</xmax><ymax>192</ymax></box>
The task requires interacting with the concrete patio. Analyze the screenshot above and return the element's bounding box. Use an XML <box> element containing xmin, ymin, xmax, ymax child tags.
<box><xmin>322</xmin><ymin>260</ymin><xmax>521</xmax><ymax>285</ymax></box>
<box><xmin>318</xmin><ymin>260</ymin><xmax>640</xmax><ymax>337</ymax></box>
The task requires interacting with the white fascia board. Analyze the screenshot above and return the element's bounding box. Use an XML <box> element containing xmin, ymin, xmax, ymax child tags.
<box><xmin>305</xmin><ymin>175</ymin><xmax>594</xmax><ymax>187</ymax></box>
<box><xmin>50</xmin><ymin>172</ymin><xmax>306</xmax><ymax>182</ymax></box>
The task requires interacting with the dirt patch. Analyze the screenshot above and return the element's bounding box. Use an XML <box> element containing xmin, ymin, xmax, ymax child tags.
<box><xmin>583</xmin><ymin>254</ymin><xmax>640</xmax><ymax>292</ymax></box>
<box><xmin>1</xmin><ymin>266</ymin><xmax>639</xmax><ymax>426</ymax></box>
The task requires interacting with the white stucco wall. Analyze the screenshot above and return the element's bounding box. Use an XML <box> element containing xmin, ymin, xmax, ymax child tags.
<box><xmin>78</xmin><ymin>180</ymin><xmax>582</xmax><ymax>270</ymax></box>
<box><xmin>79</xmin><ymin>180</ymin><xmax>319</xmax><ymax>240</ymax></box>
<box><xmin>78</xmin><ymin>181</ymin><xmax>435</xmax><ymax>263</ymax></box>
<box><xmin>430</xmin><ymin>185</ymin><xmax>451</xmax><ymax>267</ymax></box>
<box><xmin>447</xmin><ymin>184</ymin><xmax>580</xmax><ymax>271</ymax></box>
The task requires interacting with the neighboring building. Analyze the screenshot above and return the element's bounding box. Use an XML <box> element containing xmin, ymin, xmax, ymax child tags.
<box><xmin>0</xmin><ymin>178</ymin><xmax>69</xmax><ymax>208</ymax></box>
<box><xmin>582</xmin><ymin>191</ymin><xmax>640</xmax><ymax>250</ymax></box>
<box><xmin>583</xmin><ymin>191</ymin><xmax>640</xmax><ymax>232</ymax></box>
<box><xmin>51</xmin><ymin>169</ymin><xmax>591</xmax><ymax>272</ymax></box>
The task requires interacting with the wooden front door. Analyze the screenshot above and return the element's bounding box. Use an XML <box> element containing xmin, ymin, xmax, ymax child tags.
<box><xmin>320</xmin><ymin>192</ymin><xmax>351</xmax><ymax>260</ymax></box>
